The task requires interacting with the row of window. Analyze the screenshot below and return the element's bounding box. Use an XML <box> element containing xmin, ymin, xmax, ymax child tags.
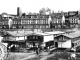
<box><xmin>22</xmin><ymin>15</ymin><xmax>49</xmax><ymax>19</ymax></box>
<box><xmin>13</xmin><ymin>20</ymin><xmax>48</xmax><ymax>24</ymax></box>
<box><xmin>12</xmin><ymin>25</ymin><xmax>49</xmax><ymax>29</ymax></box>
<box><xmin>52</xmin><ymin>19</ymin><xmax>62</xmax><ymax>23</ymax></box>
<box><xmin>21</xmin><ymin>21</ymin><xmax>48</xmax><ymax>24</ymax></box>
<box><xmin>51</xmin><ymin>18</ymin><xmax>79</xmax><ymax>24</ymax></box>
<box><xmin>27</xmin><ymin>35</ymin><xmax>40</xmax><ymax>39</ymax></box>
<box><xmin>0</xmin><ymin>21</ymin><xmax>8</xmax><ymax>25</ymax></box>
<box><xmin>13</xmin><ymin>21</ymin><xmax>21</xmax><ymax>24</ymax></box>
<box><xmin>69</xmin><ymin>19</ymin><xmax>78</xmax><ymax>23</ymax></box>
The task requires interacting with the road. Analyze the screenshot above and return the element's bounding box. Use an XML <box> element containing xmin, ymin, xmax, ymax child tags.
<box><xmin>6</xmin><ymin>51</ymin><xmax>56</xmax><ymax>60</ymax></box>
<box><xmin>7</xmin><ymin>51</ymin><xmax>50</xmax><ymax>60</ymax></box>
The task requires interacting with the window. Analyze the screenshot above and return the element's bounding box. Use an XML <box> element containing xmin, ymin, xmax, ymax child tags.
<box><xmin>36</xmin><ymin>20</ymin><xmax>37</xmax><ymax>24</ymax></box>
<box><xmin>36</xmin><ymin>36</ymin><xmax>38</xmax><ymax>39</ymax></box>
<box><xmin>34</xmin><ymin>15</ymin><xmax>37</xmax><ymax>18</ymax></box>
<box><xmin>28</xmin><ymin>15</ymin><xmax>31</xmax><ymax>18</ymax></box>
<box><xmin>33</xmin><ymin>36</ymin><xmax>35</xmax><ymax>39</ymax></box>
<box><xmin>46</xmin><ymin>26</ymin><xmax>49</xmax><ymax>28</ymax></box>
<box><xmin>40</xmin><ymin>16</ymin><xmax>43</xmax><ymax>18</ymax></box>
<box><xmin>46</xmin><ymin>20</ymin><xmax>48</xmax><ymax>24</ymax></box>
<box><xmin>12</xmin><ymin>26</ymin><xmax>16</xmax><ymax>29</ymax></box>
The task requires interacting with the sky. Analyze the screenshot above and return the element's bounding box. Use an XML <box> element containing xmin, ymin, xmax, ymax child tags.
<box><xmin>0</xmin><ymin>0</ymin><xmax>80</xmax><ymax>14</ymax></box>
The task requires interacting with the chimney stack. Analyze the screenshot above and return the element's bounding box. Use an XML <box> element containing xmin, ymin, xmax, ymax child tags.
<box><xmin>17</xmin><ymin>7</ymin><xmax>22</xmax><ymax>17</ymax></box>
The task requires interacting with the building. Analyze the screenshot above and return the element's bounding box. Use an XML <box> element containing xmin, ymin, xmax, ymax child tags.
<box><xmin>0</xmin><ymin>17</ymin><xmax>9</xmax><ymax>29</ymax></box>
<box><xmin>51</xmin><ymin>13</ymin><xmax>62</xmax><ymax>28</ymax></box>
<box><xmin>0</xmin><ymin>8</ymin><xmax>80</xmax><ymax>30</ymax></box>
<box><xmin>51</xmin><ymin>11</ymin><xmax>79</xmax><ymax>29</ymax></box>
<box><xmin>12</xmin><ymin>14</ymin><xmax>50</xmax><ymax>30</ymax></box>
<box><xmin>3</xmin><ymin>31</ymin><xmax>54</xmax><ymax>52</ymax></box>
<box><xmin>2</xmin><ymin>30</ymin><xmax>67</xmax><ymax>52</ymax></box>
<box><xmin>0</xmin><ymin>14</ymin><xmax>50</xmax><ymax>31</ymax></box>
<box><xmin>0</xmin><ymin>13</ymin><xmax>18</xmax><ymax>29</ymax></box>
<box><xmin>68</xmin><ymin>11</ymin><xmax>79</xmax><ymax>28</ymax></box>
<box><xmin>54</xmin><ymin>31</ymin><xmax>80</xmax><ymax>51</ymax></box>
<box><xmin>69</xmin><ymin>16</ymin><xmax>79</xmax><ymax>28</ymax></box>
<box><xmin>68</xmin><ymin>11</ymin><xmax>78</xmax><ymax>17</ymax></box>
<box><xmin>51</xmin><ymin>12</ymin><xmax>68</xmax><ymax>29</ymax></box>
<box><xmin>12</xmin><ymin>18</ymin><xmax>21</xmax><ymax>29</ymax></box>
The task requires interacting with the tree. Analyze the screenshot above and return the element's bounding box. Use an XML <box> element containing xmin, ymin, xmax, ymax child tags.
<box><xmin>39</xmin><ymin>7</ymin><xmax>51</xmax><ymax>15</ymax></box>
<box><xmin>1</xmin><ymin>12</ymin><xmax>8</xmax><ymax>17</ymax></box>
<box><xmin>22</xmin><ymin>13</ymin><xmax>26</xmax><ymax>18</ymax></box>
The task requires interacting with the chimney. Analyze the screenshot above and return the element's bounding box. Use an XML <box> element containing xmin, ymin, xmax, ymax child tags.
<box><xmin>17</xmin><ymin>7</ymin><xmax>20</xmax><ymax>16</ymax></box>
<box><xmin>17</xmin><ymin>7</ymin><xmax>22</xmax><ymax>17</ymax></box>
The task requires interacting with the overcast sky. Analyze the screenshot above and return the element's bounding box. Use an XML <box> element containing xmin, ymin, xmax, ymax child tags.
<box><xmin>0</xmin><ymin>0</ymin><xmax>80</xmax><ymax>14</ymax></box>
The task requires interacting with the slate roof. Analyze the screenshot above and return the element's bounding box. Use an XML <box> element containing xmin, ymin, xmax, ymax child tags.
<box><xmin>44</xmin><ymin>31</ymin><xmax>65</xmax><ymax>35</ymax></box>
<box><xmin>6</xmin><ymin>31</ymin><xmax>33</xmax><ymax>37</ymax></box>
<box><xmin>62</xmin><ymin>31</ymin><xmax>80</xmax><ymax>38</ymax></box>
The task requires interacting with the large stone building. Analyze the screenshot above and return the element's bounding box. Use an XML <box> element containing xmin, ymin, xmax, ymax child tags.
<box><xmin>51</xmin><ymin>13</ymin><xmax>63</xmax><ymax>28</ymax></box>
<box><xmin>51</xmin><ymin>11</ymin><xmax>79</xmax><ymax>29</ymax></box>
<box><xmin>0</xmin><ymin>8</ymin><xmax>79</xmax><ymax>30</ymax></box>
<box><xmin>12</xmin><ymin>14</ymin><xmax>50</xmax><ymax>30</ymax></box>
<box><xmin>0</xmin><ymin>17</ymin><xmax>9</xmax><ymax>29</ymax></box>
<box><xmin>68</xmin><ymin>11</ymin><xmax>79</xmax><ymax>28</ymax></box>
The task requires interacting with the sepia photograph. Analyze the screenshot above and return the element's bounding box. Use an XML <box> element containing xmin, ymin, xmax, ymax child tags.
<box><xmin>0</xmin><ymin>0</ymin><xmax>80</xmax><ymax>60</ymax></box>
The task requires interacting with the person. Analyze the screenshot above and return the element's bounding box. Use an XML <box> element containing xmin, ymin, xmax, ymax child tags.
<box><xmin>36</xmin><ymin>46</ymin><xmax>39</xmax><ymax>55</ymax></box>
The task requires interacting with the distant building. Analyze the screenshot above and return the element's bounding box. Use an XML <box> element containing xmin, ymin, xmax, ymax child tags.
<box><xmin>0</xmin><ymin>9</ymin><xmax>79</xmax><ymax>30</ymax></box>
<box><xmin>68</xmin><ymin>11</ymin><xmax>78</xmax><ymax>17</ymax></box>
<box><xmin>51</xmin><ymin>12</ymin><xmax>67</xmax><ymax>28</ymax></box>
<box><xmin>20</xmin><ymin>14</ymin><xmax>49</xmax><ymax>29</ymax></box>
<box><xmin>69</xmin><ymin>16</ymin><xmax>79</xmax><ymax>28</ymax></box>
<box><xmin>54</xmin><ymin>31</ymin><xmax>80</xmax><ymax>51</ymax></box>
<box><xmin>51</xmin><ymin>14</ymin><xmax>62</xmax><ymax>28</ymax></box>
<box><xmin>0</xmin><ymin>18</ymin><xmax>8</xmax><ymax>29</ymax></box>
<box><xmin>51</xmin><ymin>11</ymin><xmax>79</xmax><ymax>29</ymax></box>
<box><xmin>11</xmin><ymin>14</ymin><xmax>50</xmax><ymax>30</ymax></box>
<box><xmin>12</xmin><ymin>18</ymin><xmax>21</xmax><ymax>29</ymax></box>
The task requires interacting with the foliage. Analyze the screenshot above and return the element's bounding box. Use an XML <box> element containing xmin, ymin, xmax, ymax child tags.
<box><xmin>39</xmin><ymin>7</ymin><xmax>51</xmax><ymax>15</ymax></box>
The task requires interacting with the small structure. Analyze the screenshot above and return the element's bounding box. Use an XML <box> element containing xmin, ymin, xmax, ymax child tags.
<box><xmin>3</xmin><ymin>31</ymin><xmax>33</xmax><ymax>52</ymax></box>
<box><xmin>44</xmin><ymin>31</ymin><xmax>66</xmax><ymax>50</ymax></box>
<box><xmin>54</xmin><ymin>31</ymin><xmax>80</xmax><ymax>51</ymax></box>
<box><xmin>26</xmin><ymin>32</ymin><xmax>54</xmax><ymax>48</ymax></box>
<box><xmin>3</xmin><ymin>31</ymin><xmax>54</xmax><ymax>52</ymax></box>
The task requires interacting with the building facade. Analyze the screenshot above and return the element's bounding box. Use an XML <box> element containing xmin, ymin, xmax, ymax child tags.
<box><xmin>51</xmin><ymin>11</ymin><xmax>79</xmax><ymax>29</ymax></box>
<box><xmin>0</xmin><ymin>17</ymin><xmax>9</xmax><ymax>29</ymax></box>
<box><xmin>0</xmin><ymin>10</ymin><xmax>79</xmax><ymax>30</ymax></box>
<box><xmin>12</xmin><ymin>14</ymin><xmax>50</xmax><ymax>29</ymax></box>
<box><xmin>51</xmin><ymin>12</ymin><xmax>67</xmax><ymax>29</ymax></box>
<box><xmin>69</xmin><ymin>16</ymin><xmax>79</xmax><ymax>28</ymax></box>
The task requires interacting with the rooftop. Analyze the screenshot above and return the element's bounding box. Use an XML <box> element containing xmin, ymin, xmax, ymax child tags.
<box><xmin>44</xmin><ymin>31</ymin><xmax>65</xmax><ymax>35</ymax></box>
<box><xmin>26</xmin><ymin>32</ymin><xmax>51</xmax><ymax>36</ymax></box>
<box><xmin>5</xmin><ymin>31</ymin><xmax>52</xmax><ymax>37</ymax></box>
<box><xmin>6</xmin><ymin>30</ymin><xmax>33</xmax><ymax>37</ymax></box>
<box><xmin>62</xmin><ymin>31</ymin><xmax>80</xmax><ymax>38</ymax></box>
